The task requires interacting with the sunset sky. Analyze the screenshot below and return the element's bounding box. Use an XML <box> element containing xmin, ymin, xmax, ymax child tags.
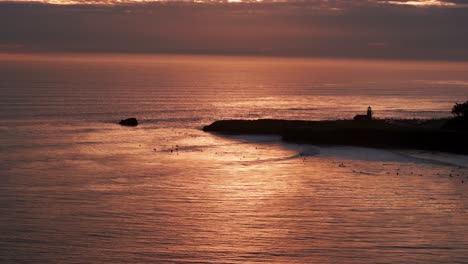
<box><xmin>1</xmin><ymin>0</ymin><xmax>467</xmax><ymax>60</ymax></box>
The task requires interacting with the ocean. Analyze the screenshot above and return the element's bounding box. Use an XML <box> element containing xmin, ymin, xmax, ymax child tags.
<box><xmin>1</xmin><ymin>53</ymin><xmax>467</xmax><ymax>263</ymax></box>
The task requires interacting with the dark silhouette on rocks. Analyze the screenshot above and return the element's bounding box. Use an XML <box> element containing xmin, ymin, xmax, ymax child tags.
<box><xmin>354</xmin><ymin>106</ymin><xmax>373</xmax><ymax>121</ymax></box>
<box><xmin>443</xmin><ymin>101</ymin><xmax>468</xmax><ymax>131</ymax></box>
<box><xmin>452</xmin><ymin>101</ymin><xmax>468</xmax><ymax>118</ymax></box>
<box><xmin>203</xmin><ymin>103</ymin><xmax>468</xmax><ymax>154</ymax></box>
<box><xmin>203</xmin><ymin>118</ymin><xmax>468</xmax><ymax>154</ymax></box>
<box><xmin>119</xmin><ymin>118</ymin><xmax>138</xmax><ymax>126</ymax></box>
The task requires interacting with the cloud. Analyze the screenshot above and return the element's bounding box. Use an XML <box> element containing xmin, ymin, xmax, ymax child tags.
<box><xmin>380</xmin><ymin>0</ymin><xmax>465</xmax><ymax>7</ymax></box>
<box><xmin>0</xmin><ymin>0</ymin><xmax>465</xmax><ymax>6</ymax></box>
<box><xmin>0</xmin><ymin>0</ymin><xmax>467</xmax><ymax>60</ymax></box>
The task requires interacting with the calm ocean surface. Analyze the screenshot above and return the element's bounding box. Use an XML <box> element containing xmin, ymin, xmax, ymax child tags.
<box><xmin>1</xmin><ymin>54</ymin><xmax>468</xmax><ymax>263</ymax></box>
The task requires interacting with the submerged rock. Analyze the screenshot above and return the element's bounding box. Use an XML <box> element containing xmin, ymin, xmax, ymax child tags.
<box><xmin>119</xmin><ymin>118</ymin><xmax>138</xmax><ymax>127</ymax></box>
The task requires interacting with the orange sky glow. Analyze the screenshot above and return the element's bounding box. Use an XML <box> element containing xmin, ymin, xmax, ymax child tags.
<box><xmin>0</xmin><ymin>0</ymin><xmax>460</xmax><ymax>6</ymax></box>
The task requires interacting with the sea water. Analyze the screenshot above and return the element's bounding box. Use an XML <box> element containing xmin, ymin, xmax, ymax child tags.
<box><xmin>0</xmin><ymin>54</ymin><xmax>467</xmax><ymax>263</ymax></box>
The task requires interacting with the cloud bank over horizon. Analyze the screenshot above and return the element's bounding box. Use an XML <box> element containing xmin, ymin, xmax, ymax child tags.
<box><xmin>1</xmin><ymin>0</ymin><xmax>467</xmax><ymax>60</ymax></box>
<box><xmin>0</xmin><ymin>0</ymin><xmax>466</xmax><ymax>6</ymax></box>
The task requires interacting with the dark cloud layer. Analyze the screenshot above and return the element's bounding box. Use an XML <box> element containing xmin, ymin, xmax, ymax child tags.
<box><xmin>1</xmin><ymin>0</ymin><xmax>468</xmax><ymax>60</ymax></box>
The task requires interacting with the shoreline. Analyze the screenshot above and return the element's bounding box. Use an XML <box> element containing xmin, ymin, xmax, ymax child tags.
<box><xmin>203</xmin><ymin>119</ymin><xmax>468</xmax><ymax>155</ymax></box>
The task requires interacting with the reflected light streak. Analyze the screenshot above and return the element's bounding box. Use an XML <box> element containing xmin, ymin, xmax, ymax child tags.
<box><xmin>383</xmin><ymin>0</ymin><xmax>456</xmax><ymax>6</ymax></box>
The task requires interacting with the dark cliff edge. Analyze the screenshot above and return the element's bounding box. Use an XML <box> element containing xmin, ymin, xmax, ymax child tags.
<box><xmin>203</xmin><ymin>119</ymin><xmax>468</xmax><ymax>155</ymax></box>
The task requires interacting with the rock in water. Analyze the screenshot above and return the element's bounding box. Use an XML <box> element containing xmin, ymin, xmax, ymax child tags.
<box><xmin>119</xmin><ymin>118</ymin><xmax>138</xmax><ymax>127</ymax></box>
